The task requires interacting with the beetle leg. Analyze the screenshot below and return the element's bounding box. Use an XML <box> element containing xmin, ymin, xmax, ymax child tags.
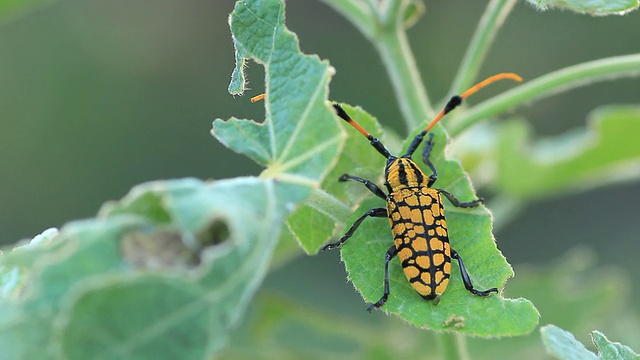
<box><xmin>451</xmin><ymin>249</ymin><xmax>498</xmax><ymax>297</ymax></box>
<box><xmin>339</xmin><ymin>174</ymin><xmax>387</xmax><ymax>200</ymax></box>
<box><xmin>403</xmin><ymin>130</ymin><xmax>426</xmax><ymax>158</ymax></box>
<box><xmin>421</xmin><ymin>133</ymin><xmax>438</xmax><ymax>187</ymax></box>
<box><xmin>367</xmin><ymin>244</ymin><xmax>398</xmax><ymax>312</ymax></box>
<box><xmin>333</xmin><ymin>104</ymin><xmax>392</xmax><ymax>158</ymax></box>
<box><xmin>437</xmin><ymin>189</ymin><xmax>483</xmax><ymax>208</ymax></box>
<box><xmin>322</xmin><ymin>208</ymin><xmax>387</xmax><ymax>251</ymax></box>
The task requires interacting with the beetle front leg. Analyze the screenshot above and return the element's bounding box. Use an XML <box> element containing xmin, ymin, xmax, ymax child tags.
<box><xmin>421</xmin><ymin>133</ymin><xmax>438</xmax><ymax>187</ymax></box>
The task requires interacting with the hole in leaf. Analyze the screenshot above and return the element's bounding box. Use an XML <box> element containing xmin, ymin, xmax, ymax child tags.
<box><xmin>121</xmin><ymin>229</ymin><xmax>199</xmax><ymax>270</ymax></box>
<box><xmin>197</xmin><ymin>217</ymin><xmax>231</xmax><ymax>248</ymax></box>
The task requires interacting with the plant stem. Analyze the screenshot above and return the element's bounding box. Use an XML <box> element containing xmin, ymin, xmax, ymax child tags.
<box><xmin>305</xmin><ymin>188</ymin><xmax>352</xmax><ymax>223</ymax></box>
<box><xmin>449</xmin><ymin>53</ymin><xmax>640</xmax><ymax>136</ymax></box>
<box><xmin>321</xmin><ymin>0</ymin><xmax>432</xmax><ymax>132</ymax></box>
<box><xmin>449</xmin><ymin>0</ymin><xmax>517</xmax><ymax>96</ymax></box>
<box><xmin>437</xmin><ymin>333</ymin><xmax>470</xmax><ymax>360</ymax></box>
<box><xmin>374</xmin><ymin>19</ymin><xmax>433</xmax><ymax>131</ymax></box>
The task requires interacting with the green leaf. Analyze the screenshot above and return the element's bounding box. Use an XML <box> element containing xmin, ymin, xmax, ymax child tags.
<box><xmin>0</xmin><ymin>227</ymin><xmax>58</xmax><ymax>299</ymax></box>
<box><xmin>286</xmin><ymin>188</ymin><xmax>350</xmax><ymax>253</ymax></box>
<box><xmin>524</xmin><ymin>0</ymin><xmax>639</xmax><ymax>15</ymax></box>
<box><xmin>212</xmin><ymin>0</ymin><xmax>342</xmax><ymax>185</ymax></box>
<box><xmin>498</xmin><ymin>106</ymin><xmax>640</xmax><ymax>200</ymax></box>
<box><xmin>0</xmin><ymin>178</ymin><xmax>309</xmax><ymax>359</ymax></box>
<box><xmin>334</xmin><ymin>121</ymin><xmax>538</xmax><ymax>336</ymax></box>
<box><xmin>58</xmin><ymin>276</ymin><xmax>210</xmax><ymax>360</ymax></box>
<box><xmin>541</xmin><ymin>325</ymin><xmax>640</xmax><ymax>360</ymax></box>
<box><xmin>541</xmin><ymin>325</ymin><xmax>600</xmax><ymax>360</ymax></box>
<box><xmin>592</xmin><ymin>330</ymin><xmax>640</xmax><ymax>360</ymax></box>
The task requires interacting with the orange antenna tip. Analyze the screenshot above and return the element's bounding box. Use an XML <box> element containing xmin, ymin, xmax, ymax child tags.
<box><xmin>250</xmin><ymin>93</ymin><xmax>266</xmax><ymax>103</ymax></box>
<box><xmin>460</xmin><ymin>72</ymin><xmax>522</xmax><ymax>99</ymax></box>
<box><xmin>423</xmin><ymin>72</ymin><xmax>522</xmax><ymax>133</ymax></box>
<box><xmin>424</xmin><ymin>111</ymin><xmax>446</xmax><ymax>133</ymax></box>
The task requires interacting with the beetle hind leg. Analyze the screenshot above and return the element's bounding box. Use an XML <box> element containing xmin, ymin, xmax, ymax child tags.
<box><xmin>339</xmin><ymin>173</ymin><xmax>387</xmax><ymax>200</ymax></box>
<box><xmin>367</xmin><ymin>245</ymin><xmax>398</xmax><ymax>312</ymax></box>
<box><xmin>437</xmin><ymin>189</ymin><xmax>483</xmax><ymax>208</ymax></box>
<box><xmin>451</xmin><ymin>249</ymin><xmax>498</xmax><ymax>297</ymax></box>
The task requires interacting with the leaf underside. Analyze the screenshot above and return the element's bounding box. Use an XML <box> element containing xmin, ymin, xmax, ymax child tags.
<box><xmin>525</xmin><ymin>0</ymin><xmax>639</xmax><ymax>15</ymax></box>
<box><xmin>0</xmin><ymin>178</ymin><xmax>309</xmax><ymax>359</ymax></box>
<box><xmin>0</xmin><ymin>0</ymin><xmax>341</xmax><ymax>358</ymax></box>
<box><xmin>541</xmin><ymin>324</ymin><xmax>640</xmax><ymax>360</ymax></box>
<box><xmin>499</xmin><ymin>106</ymin><xmax>640</xmax><ymax>199</ymax></box>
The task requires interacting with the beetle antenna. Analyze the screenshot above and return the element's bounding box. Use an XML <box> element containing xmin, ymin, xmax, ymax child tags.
<box><xmin>250</xmin><ymin>93</ymin><xmax>266</xmax><ymax>102</ymax></box>
<box><xmin>333</xmin><ymin>104</ymin><xmax>372</xmax><ymax>138</ymax></box>
<box><xmin>333</xmin><ymin>104</ymin><xmax>392</xmax><ymax>158</ymax></box>
<box><xmin>423</xmin><ymin>72</ymin><xmax>522</xmax><ymax>133</ymax></box>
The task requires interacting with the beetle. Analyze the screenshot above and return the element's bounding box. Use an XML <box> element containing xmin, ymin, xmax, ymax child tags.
<box><xmin>322</xmin><ymin>73</ymin><xmax>522</xmax><ymax>311</ymax></box>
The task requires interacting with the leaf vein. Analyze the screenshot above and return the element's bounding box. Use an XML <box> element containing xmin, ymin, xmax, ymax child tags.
<box><xmin>277</xmin><ymin>70</ymin><xmax>328</xmax><ymax>162</ymax></box>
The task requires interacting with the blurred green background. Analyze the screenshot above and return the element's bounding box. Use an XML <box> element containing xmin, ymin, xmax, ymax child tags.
<box><xmin>1</xmin><ymin>0</ymin><xmax>640</xmax><ymax>353</ymax></box>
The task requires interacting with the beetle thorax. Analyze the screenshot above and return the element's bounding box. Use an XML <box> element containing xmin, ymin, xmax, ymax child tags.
<box><xmin>385</xmin><ymin>158</ymin><xmax>429</xmax><ymax>191</ymax></box>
